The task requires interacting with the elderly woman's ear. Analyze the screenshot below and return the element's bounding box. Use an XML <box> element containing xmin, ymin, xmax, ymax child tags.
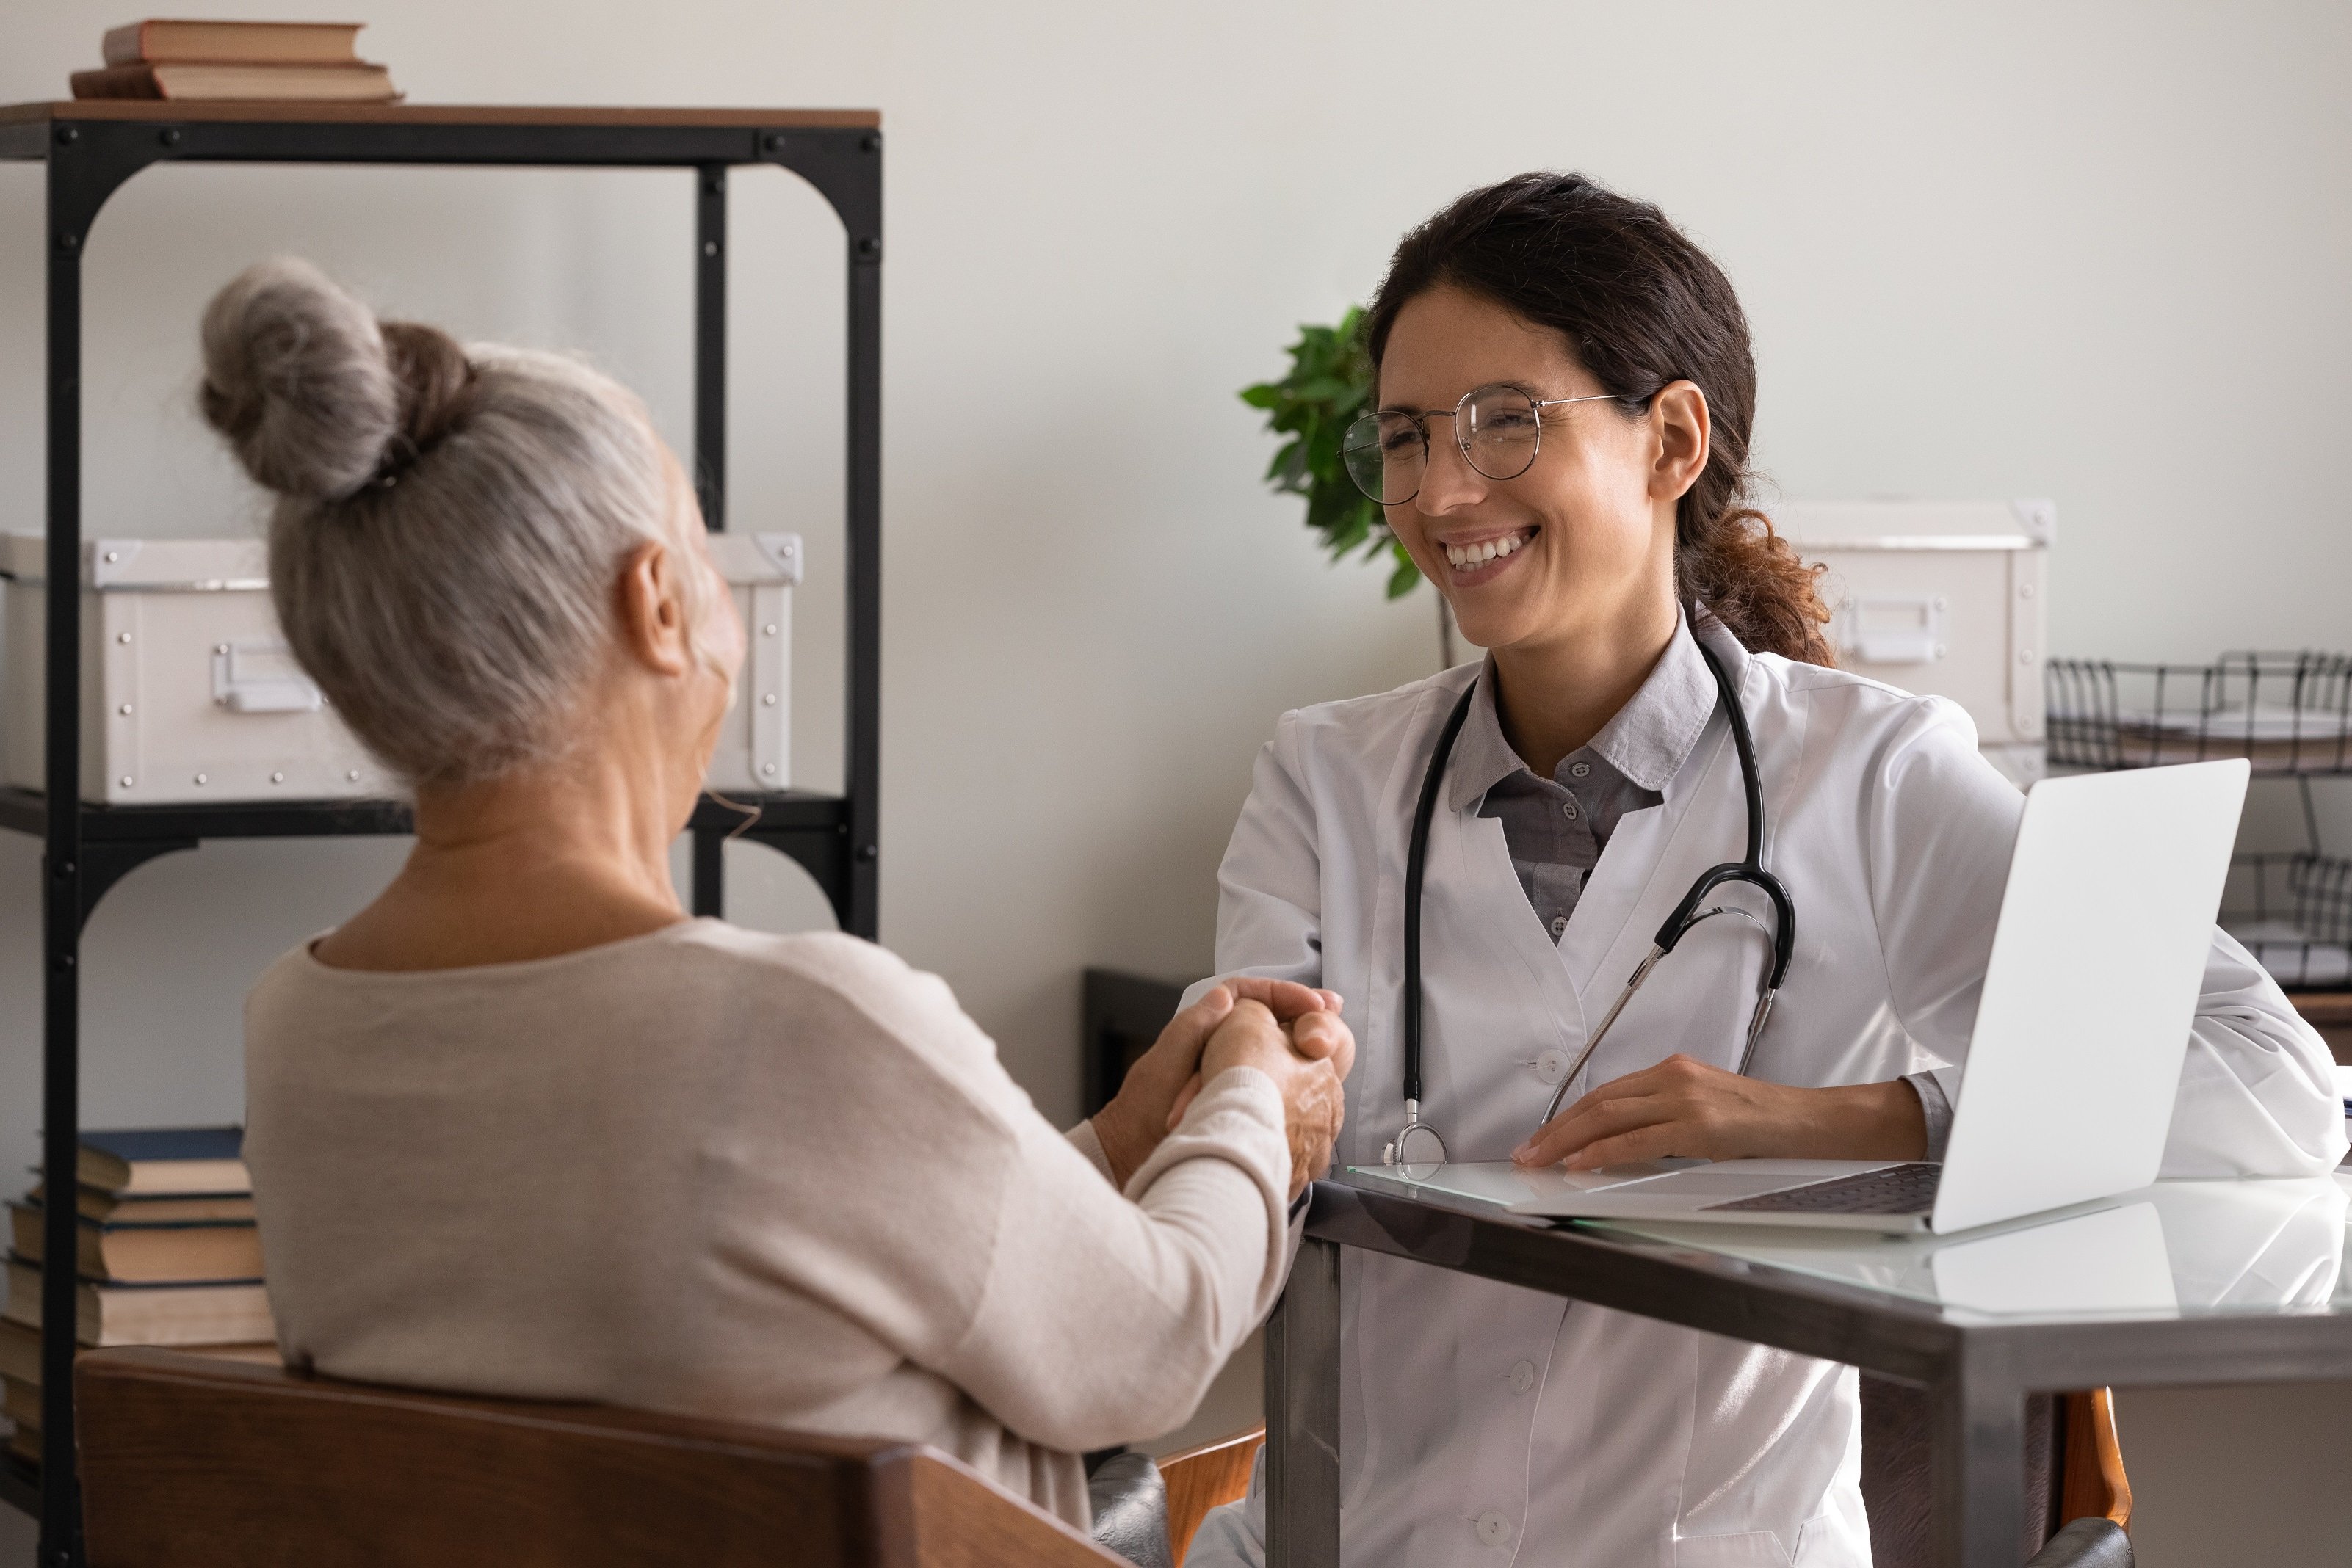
<box><xmin>614</xmin><ymin>539</ymin><xmax>698</xmax><ymax>678</ymax></box>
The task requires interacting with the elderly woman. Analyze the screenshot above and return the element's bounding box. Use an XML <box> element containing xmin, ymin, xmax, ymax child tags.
<box><xmin>209</xmin><ymin>258</ymin><xmax>1350</xmax><ymax>1545</ymax></box>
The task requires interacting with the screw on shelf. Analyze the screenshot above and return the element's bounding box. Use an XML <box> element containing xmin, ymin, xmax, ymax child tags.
<box><xmin>861</xmin><ymin>133</ymin><xmax>880</xmax><ymax>153</ymax></box>
<box><xmin>857</xmin><ymin>236</ymin><xmax>880</xmax><ymax>260</ymax></box>
<box><xmin>761</xmin><ymin>133</ymin><xmax>786</xmax><ymax>154</ymax></box>
<box><xmin>159</xmin><ymin>128</ymin><xmax>181</xmax><ymax>148</ymax></box>
<box><xmin>54</xmin><ymin>126</ymin><xmax>76</xmax><ymax>145</ymax></box>
<box><xmin>858</xmin><ymin>843</ymin><xmax>879</xmax><ymax>862</ymax></box>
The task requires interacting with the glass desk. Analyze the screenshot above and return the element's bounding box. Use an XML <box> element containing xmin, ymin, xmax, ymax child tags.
<box><xmin>1266</xmin><ymin>1166</ymin><xmax>2352</xmax><ymax>1568</ymax></box>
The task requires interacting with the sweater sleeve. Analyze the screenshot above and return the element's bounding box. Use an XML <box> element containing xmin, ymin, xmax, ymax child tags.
<box><xmin>937</xmin><ymin>1067</ymin><xmax>1290</xmax><ymax>1452</ymax></box>
<box><xmin>756</xmin><ymin>935</ymin><xmax>1292</xmax><ymax>1454</ymax></box>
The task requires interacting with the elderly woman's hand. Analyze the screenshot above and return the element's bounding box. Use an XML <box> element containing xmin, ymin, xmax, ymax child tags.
<box><xmin>1091</xmin><ymin>977</ymin><xmax>1342</xmax><ymax>1188</ymax></box>
<box><xmin>1198</xmin><ymin>1000</ymin><xmax>1351</xmax><ymax>1202</ymax></box>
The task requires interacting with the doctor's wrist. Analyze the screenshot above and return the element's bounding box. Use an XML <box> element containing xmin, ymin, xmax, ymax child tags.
<box><xmin>1809</xmin><ymin>1078</ymin><xmax>1931</xmax><ymax>1162</ymax></box>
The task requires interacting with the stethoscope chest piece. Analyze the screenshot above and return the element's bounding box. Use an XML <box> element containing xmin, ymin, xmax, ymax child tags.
<box><xmin>1383</xmin><ymin>1101</ymin><xmax>1447</xmax><ymax>1169</ymax></box>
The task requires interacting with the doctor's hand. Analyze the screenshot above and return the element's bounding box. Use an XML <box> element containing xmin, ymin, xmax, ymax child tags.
<box><xmin>1091</xmin><ymin>978</ymin><xmax>1344</xmax><ymax>1189</ymax></box>
<box><xmin>1198</xmin><ymin>999</ymin><xmax>1353</xmax><ymax>1202</ymax></box>
<box><xmin>1511</xmin><ymin>1054</ymin><xmax>1928</xmax><ymax>1172</ymax></box>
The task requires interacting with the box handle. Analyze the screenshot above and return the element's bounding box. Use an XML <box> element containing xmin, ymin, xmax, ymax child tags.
<box><xmin>1834</xmin><ymin>596</ymin><xmax>1947</xmax><ymax>666</ymax></box>
<box><xmin>212</xmin><ymin>640</ymin><xmax>324</xmax><ymax>714</ymax></box>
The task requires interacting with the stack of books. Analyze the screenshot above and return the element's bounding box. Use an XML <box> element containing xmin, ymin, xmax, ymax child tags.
<box><xmin>1</xmin><ymin>1128</ymin><xmax>276</xmax><ymax>1467</ymax></box>
<box><xmin>70</xmin><ymin>20</ymin><xmax>399</xmax><ymax>103</ymax></box>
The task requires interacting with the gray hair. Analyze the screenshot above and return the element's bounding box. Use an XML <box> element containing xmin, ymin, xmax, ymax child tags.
<box><xmin>198</xmin><ymin>256</ymin><xmax>725</xmax><ymax>789</ymax></box>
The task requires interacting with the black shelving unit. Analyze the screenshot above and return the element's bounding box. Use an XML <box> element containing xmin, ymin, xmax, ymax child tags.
<box><xmin>0</xmin><ymin>100</ymin><xmax>883</xmax><ymax>1566</ymax></box>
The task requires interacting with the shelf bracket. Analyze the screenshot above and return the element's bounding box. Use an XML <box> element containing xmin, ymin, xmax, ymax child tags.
<box><xmin>76</xmin><ymin>839</ymin><xmax>198</xmax><ymax>932</ymax></box>
<box><xmin>748</xmin><ymin>825</ymin><xmax>853</xmax><ymax>931</ymax></box>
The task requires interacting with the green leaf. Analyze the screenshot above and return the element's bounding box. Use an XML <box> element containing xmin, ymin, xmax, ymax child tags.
<box><xmin>1242</xmin><ymin>306</ymin><xmax>1403</xmax><ymax>597</ymax></box>
<box><xmin>1385</xmin><ymin>539</ymin><xmax>1425</xmax><ymax>599</ymax></box>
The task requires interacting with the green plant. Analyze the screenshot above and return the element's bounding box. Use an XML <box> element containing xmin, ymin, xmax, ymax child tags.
<box><xmin>1240</xmin><ymin>307</ymin><xmax>1425</xmax><ymax>599</ymax></box>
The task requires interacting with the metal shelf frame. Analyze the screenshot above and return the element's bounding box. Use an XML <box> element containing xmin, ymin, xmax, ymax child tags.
<box><xmin>0</xmin><ymin>101</ymin><xmax>883</xmax><ymax>1566</ymax></box>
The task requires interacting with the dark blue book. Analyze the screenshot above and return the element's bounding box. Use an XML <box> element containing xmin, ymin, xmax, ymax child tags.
<box><xmin>72</xmin><ymin>1127</ymin><xmax>247</xmax><ymax>1197</ymax></box>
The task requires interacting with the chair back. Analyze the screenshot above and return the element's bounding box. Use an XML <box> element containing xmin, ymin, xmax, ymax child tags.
<box><xmin>76</xmin><ymin>1348</ymin><xmax>1123</xmax><ymax>1568</ymax></box>
<box><xmin>1861</xmin><ymin>1377</ymin><xmax>2130</xmax><ymax>1568</ymax></box>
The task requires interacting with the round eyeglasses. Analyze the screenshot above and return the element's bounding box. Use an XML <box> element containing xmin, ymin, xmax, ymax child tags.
<box><xmin>1341</xmin><ymin>385</ymin><xmax>1622</xmax><ymax>507</ymax></box>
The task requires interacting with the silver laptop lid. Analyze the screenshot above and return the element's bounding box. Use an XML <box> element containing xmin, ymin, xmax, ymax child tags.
<box><xmin>1932</xmin><ymin>759</ymin><xmax>2248</xmax><ymax>1233</ymax></box>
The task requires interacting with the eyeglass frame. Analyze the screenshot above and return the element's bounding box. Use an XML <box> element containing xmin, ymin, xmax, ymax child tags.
<box><xmin>1342</xmin><ymin>385</ymin><xmax>1629</xmax><ymax>507</ymax></box>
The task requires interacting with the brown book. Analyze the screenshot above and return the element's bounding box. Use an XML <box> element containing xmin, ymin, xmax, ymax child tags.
<box><xmin>31</xmin><ymin>1185</ymin><xmax>256</xmax><ymax>1225</ymax></box>
<box><xmin>3</xmin><ymin>1260</ymin><xmax>272</xmax><ymax>1348</ymax></box>
<box><xmin>102</xmin><ymin>19</ymin><xmax>364</xmax><ymax>67</ymax></box>
<box><xmin>0</xmin><ymin>1320</ymin><xmax>35</xmax><ymax>1387</ymax></box>
<box><xmin>1</xmin><ymin>1376</ymin><xmax>35</xmax><ymax>1434</ymax></box>
<box><xmin>0</xmin><ymin>1317</ymin><xmax>275</xmax><ymax>1389</ymax></box>
<box><xmin>70</xmin><ymin>62</ymin><xmax>399</xmax><ymax>102</ymax></box>
<box><xmin>9</xmin><ymin>1204</ymin><xmax>261</xmax><ymax>1285</ymax></box>
<box><xmin>70</xmin><ymin>1128</ymin><xmax>248</xmax><ymax>1198</ymax></box>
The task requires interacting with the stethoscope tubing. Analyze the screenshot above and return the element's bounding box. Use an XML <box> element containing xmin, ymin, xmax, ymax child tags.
<box><xmin>1396</xmin><ymin>630</ymin><xmax>1795</xmax><ymax>1164</ymax></box>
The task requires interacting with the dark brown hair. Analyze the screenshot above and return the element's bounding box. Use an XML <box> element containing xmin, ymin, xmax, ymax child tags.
<box><xmin>1366</xmin><ymin>172</ymin><xmax>1831</xmax><ymax>665</ymax></box>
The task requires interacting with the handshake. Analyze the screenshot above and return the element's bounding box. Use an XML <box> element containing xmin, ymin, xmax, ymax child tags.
<box><xmin>1092</xmin><ymin>978</ymin><xmax>1357</xmax><ymax>1202</ymax></box>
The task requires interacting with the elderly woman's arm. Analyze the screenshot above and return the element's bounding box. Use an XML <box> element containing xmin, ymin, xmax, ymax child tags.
<box><xmin>717</xmin><ymin>934</ymin><xmax>1333</xmax><ymax>1456</ymax></box>
<box><xmin>942</xmin><ymin>1059</ymin><xmax>1296</xmax><ymax>1451</ymax></box>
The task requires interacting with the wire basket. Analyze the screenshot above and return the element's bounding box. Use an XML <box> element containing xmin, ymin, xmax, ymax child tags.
<box><xmin>2223</xmin><ymin>852</ymin><xmax>2352</xmax><ymax>989</ymax></box>
<box><xmin>2046</xmin><ymin>651</ymin><xmax>2352</xmax><ymax>774</ymax></box>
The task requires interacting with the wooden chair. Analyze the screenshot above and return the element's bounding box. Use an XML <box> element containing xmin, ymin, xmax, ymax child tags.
<box><xmin>1152</xmin><ymin>1384</ymin><xmax>2131</xmax><ymax>1565</ymax></box>
<box><xmin>75</xmin><ymin>1348</ymin><xmax>1126</xmax><ymax>1567</ymax></box>
<box><xmin>1154</xmin><ymin>1426</ymin><xmax>1267</xmax><ymax>1561</ymax></box>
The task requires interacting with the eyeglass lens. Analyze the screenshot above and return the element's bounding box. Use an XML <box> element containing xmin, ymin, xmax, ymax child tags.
<box><xmin>1342</xmin><ymin>385</ymin><xmax>1548</xmax><ymax>505</ymax></box>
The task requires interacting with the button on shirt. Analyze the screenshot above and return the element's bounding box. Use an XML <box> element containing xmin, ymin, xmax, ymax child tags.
<box><xmin>1447</xmin><ymin>614</ymin><xmax>1955</xmax><ymax>1157</ymax></box>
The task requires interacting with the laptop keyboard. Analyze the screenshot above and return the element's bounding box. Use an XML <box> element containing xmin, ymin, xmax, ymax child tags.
<box><xmin>1702</xmin><ymin>1162</ymin><xmax>1942</xmax><ymax>1216</ymax></box>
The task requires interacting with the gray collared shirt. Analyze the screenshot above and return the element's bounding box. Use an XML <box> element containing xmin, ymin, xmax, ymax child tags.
<box><xmin>1454</xmin><ymin>613</ymin><xmax>1953</xmax><ymax>1157</ymax></box>
<box><xmin>1449</xmin><ymin>617</ymin><xmax>1719</xmax><ymax>944</ymax></box>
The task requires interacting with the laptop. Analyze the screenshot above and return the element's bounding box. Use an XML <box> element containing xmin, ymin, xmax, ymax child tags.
<box><xmin>1494</xmin><ymin>758</ymin><xmax>2250</xmax><ymax>1234</ymax></box>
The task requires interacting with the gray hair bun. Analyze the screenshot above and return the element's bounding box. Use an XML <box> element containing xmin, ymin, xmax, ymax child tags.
<box><xmin>198</xmin><ymin>257</ymin><xmax>474</xmax><ymax>501</ymax></box>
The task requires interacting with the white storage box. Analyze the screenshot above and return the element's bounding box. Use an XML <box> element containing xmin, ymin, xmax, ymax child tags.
<box><xmin>1</xmin><ymin>534</ymin><xmax>391</xmax><ymax>805</ymax></box>
<box><xmin>1766</xmin><ymin>500</ymin><xmax>2053</xmax><ymax>785</ymax></box>
<box><xmin>703</xmin><ymin>531</ymin><xmax>803</xmax><ymax>795</ymax></box>
<box><xmin>1</xmin><ymin>531</ymin><xmax>804</xmax><ymax>805</ymax></box>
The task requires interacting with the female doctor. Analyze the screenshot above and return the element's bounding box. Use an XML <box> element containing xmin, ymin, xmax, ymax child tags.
<box><xmin>1184</xmin><ymin>173</ymin><xmax>2346</xmax><ymax>1568</ymax></box>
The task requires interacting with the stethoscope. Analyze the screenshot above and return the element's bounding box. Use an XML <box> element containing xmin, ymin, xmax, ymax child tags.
<box><xmin>1386</xmin><ymin>634</ymin><xmax>1796</xmax><ymax>1168</ymax></box>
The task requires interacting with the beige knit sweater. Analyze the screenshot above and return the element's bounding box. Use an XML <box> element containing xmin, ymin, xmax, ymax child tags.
<box><xmin>244</xmin><ymin>920</ymin><xmax>1292</xmax><ymax>1526</ymax></box>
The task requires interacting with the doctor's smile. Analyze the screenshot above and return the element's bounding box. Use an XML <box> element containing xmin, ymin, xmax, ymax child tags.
<box><xmin>1436</xmin><ymin>526</ymin><xmax>1533</xmax><ymax>579</ymax></box>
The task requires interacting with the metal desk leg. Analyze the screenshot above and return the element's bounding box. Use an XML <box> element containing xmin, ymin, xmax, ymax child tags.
<box><xmin>1266</xmin><ymin>1235</ymin><xmax>1342</xmax><ymax>1568</ymax></box>
<box><xmin>1931</xmin><ymin>1364</ymin><xmax>2025</xmax><ymax>1568</ymax></box>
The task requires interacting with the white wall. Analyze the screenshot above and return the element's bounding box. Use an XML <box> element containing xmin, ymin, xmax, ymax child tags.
<box><xmin>1</xmin><ymin>4</ymin><xmax>2348</xmax><ymax>1562</ymax></box>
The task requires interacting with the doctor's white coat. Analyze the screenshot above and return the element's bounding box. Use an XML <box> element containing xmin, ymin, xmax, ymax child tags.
<box><xmin>1184</xmin><ymin>624</ymin><xmax>2345</xmax><ymax>1568</ymax></box>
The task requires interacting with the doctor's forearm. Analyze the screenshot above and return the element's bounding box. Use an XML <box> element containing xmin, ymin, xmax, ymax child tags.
<box><xmin>1521</xmin><ymin>1056</ymin><xmax>1930</xmax><ymax>1168</ymax></box>
<box><xmin>1794</xmin><ymin>1079</ymin><xmax>1931</xmax><ymax>1161</ymax></box>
